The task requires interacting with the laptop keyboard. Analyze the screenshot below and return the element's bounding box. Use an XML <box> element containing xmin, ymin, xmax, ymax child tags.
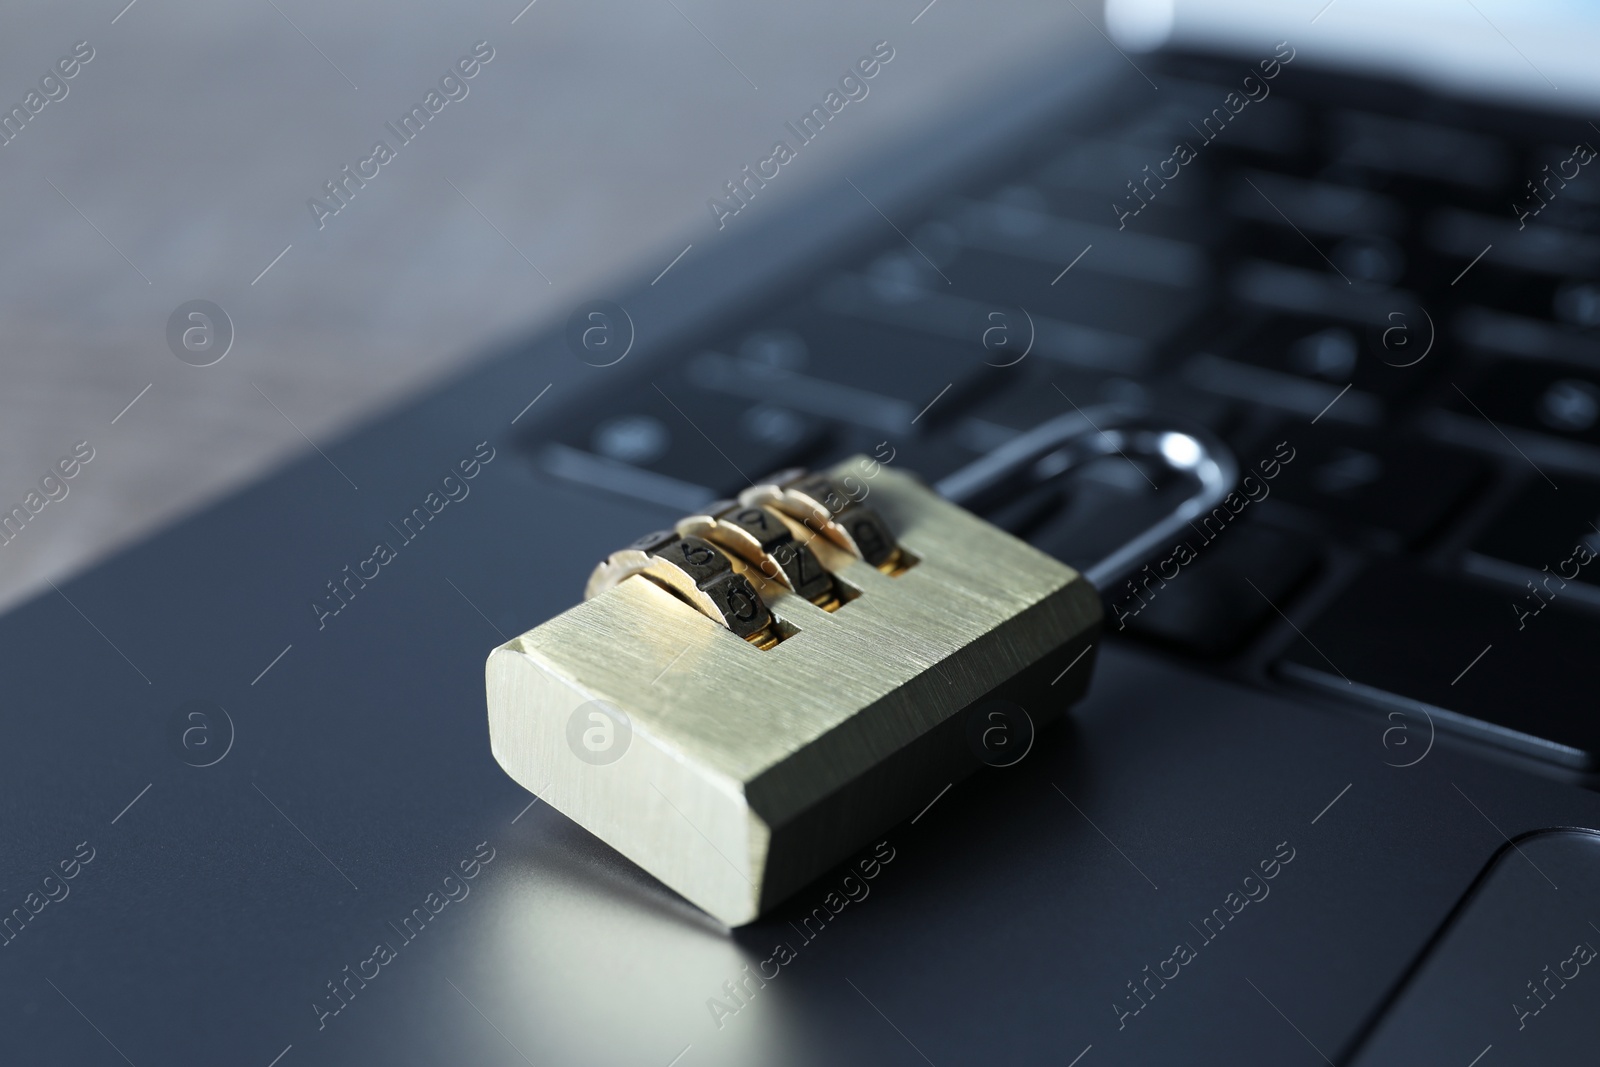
<box><xmin>526</xmin><ymin>54</ymin><xmax>1600</xmax><ymax>772</ymax></box>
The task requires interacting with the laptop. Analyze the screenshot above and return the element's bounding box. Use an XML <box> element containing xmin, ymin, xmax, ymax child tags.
<box><xmin>5</xmin><ymin>1</ymin><xmax>1600</xmax><ymax>1063</ymax></box>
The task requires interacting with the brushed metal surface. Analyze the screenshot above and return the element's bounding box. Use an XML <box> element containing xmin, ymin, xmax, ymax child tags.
<box><xmin>486</xmin><ymin>459</ymin><xmax>1102</xmax><ymax>924</ymax></box>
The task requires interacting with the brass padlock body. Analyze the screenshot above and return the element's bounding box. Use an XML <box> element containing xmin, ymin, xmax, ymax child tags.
<box><xmin>486</xmin><ymin>459</ymin><xmax>1102</xmax><ymax>925</ymax></box>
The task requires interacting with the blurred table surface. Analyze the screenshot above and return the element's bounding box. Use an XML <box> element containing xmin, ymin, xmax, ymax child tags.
<box><xmin>0</xmin><ymin>0</ymin><xmax>1083</xmax><ymax>612</ymax></box>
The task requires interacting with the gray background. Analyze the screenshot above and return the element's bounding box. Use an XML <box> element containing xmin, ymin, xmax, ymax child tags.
<box><xmin>0</xmin><ymin>0</ymin><xmax>1092</xmax><ymax>612</ymax></box>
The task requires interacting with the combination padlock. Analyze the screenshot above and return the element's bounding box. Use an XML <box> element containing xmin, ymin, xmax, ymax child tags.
<box><xmin>487</xmin><ymin>409</ymin><xmax>1234</xmax><ymax>924</ymax></box>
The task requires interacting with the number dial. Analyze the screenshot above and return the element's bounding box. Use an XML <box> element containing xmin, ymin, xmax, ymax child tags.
<box><xmin>742</xmin><ymin>474</ymin><xmax>901</xmax><ymax>570</ymax></box>
<box><xmin>711</xmin><ymin>505</ymin><xmax>835</xmax><ymax>602</ymax></box>
<box><xmin>585</xmin><ymin>533</ymin><xmax>773</xmax><ymax>640</ymax></box>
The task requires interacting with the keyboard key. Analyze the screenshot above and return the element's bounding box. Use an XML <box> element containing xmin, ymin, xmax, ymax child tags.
<box><xmin>1183</xmin><ymin>93</ymin><xmax>1308</xmax><ymax>158</ymax></box>
<box><xmin>958</xmin><ymin>365</ymin><xmax>1154</xmax><ymax>431</ymax></box>
<box><xmin>542</xmin><ymin>379</ymin><xmax>828</xmax><ymax>499</ymax></box>
<box><xmin>1555</xmin><ymin>279</ymin><xmax>1600</xmax><ymax>327</ymax></box>
<box><xmin>1114</xmin><ymin>522</ymin><xmax>1320</xmax><ymax>657</ymax></box>
<box><xmin>938</xmin><ymin>247</ymin><xmax>1203</xmax><ymax>343</ymax></box>
<box><xmin>1465</xmin><ymin>478</ymin><xmax>1600</xmax><ymax>592</ymax></box>
<box><xmin>1226</xmin><ymin>205</ymin><xmax>1411</xmax><ymax>287</ymax></box>
<box><xmin>688</xmin><ymin>350</ymin><xmax>920</xmax><ymax>435</ymax></box>
<box><xmin>1454</xmin><ymin>306</ymin><xmax>1600</xmax><ymax>364</ymax></box>
<box><xmin>1183</xmin><ymin>354</ymin><xmax>1383</xmax><ymax>425</ymax></box>
<box><xmin>950</xmin><ymin>195</ymin><xmax>1206</xmax><ymax>288</ymax></box>
<box><xmin>815</xmin><ymin>274</ymin><xmax>1151</xmax><ymax>374</ymax></box>
<box><xmin>1279</xmin><ymin>561</ymin><xmax>1600</xmax><ymax>768</ymax></box>
<box><xmin>1328</xmin><ymin>111</ymin><xmax>1509</xmax><ymax>190</ymax></box>
<box><xmin>1030</xmin><ymin>140</ymin><xmax>1219</xmax><ymax>242</ymax></box>
<box><xmin>539</xmin><ymin>443</ymin><xmax>715</xmax><ymax>512</ymax></box>
<box><xmin>865</xmin><ymin>433</ymin><xmax>984</xmax><ymax>486</ymax></box>
<box><xmin>1229</xmin><ymin>259</ymin><xmax>1410</xmax><ymax>324</ymax></box>
<box><xmin>1449</xmin><ymin>361</ymin><xmax>1600</xmax><ymax>446</ymax></box>
<box><xmin>1447</xmin><ymin>262</ymin><xmax>1600</xmax><ymax>323</ymax></box>
<box><xmin>701</xmin><ymin>305</ymin><xmax>1008</xmax><ymax>430</ymax></box>
<box><xmin>1429</xmin><ymin>208</ymin><xmax>1600</xmax><ymax>276</ymax></box>
<box><xmin>1226</xmin><ymin>169</ymin><xmax>1403</xmax><ymax>236</ymax></box>
<box><xmin>1034</xmin><ymin>138</ymin><xmax>1211</xmax><ymax>208</ymax></box>
<box><xmin>1210</xmin><ymin>312</ymin><xmax>1428</xmax><ymax>400</ymax></box>
<box><xmin>1265</xmin><ymin>426</ymin><xmax>1487</xmax><ymax>547</ymax></box>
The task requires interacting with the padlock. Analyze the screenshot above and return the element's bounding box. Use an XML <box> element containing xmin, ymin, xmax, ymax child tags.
<box><xmin>486</xmin><ymin>408</ymin><xmax>1234</xmax><ymax>925</ymax></box>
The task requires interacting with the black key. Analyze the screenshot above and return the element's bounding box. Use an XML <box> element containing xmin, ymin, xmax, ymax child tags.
<box><xmin>1450</xmin><ymin>362</ymin><xmax>1600</xmax><ymax>446</ymax></box>
<box><xmin>1226</xmin><ymin>169</ymin><xmax>1403</xmax><ymax>237</ymax></box>
<box><xmin>952</xmin><ymin>191</ymin><xmax>1207</xmax><ymax>288</ymax></box>
<box><xmin>937</xmin><ymin>247</ymin><xmax>1202</xmax><ymax>342</ymax></box>
<box><xmin>544</xmin><ymin>379</ymin><xmax>828</xmax><ymax>499</ymax></box>
<box><xmin>1466</xmin><ymin>478</ymin><xmax>1600</xmax><ymax>591</ymax></box>
<box><xmin>1266</xmin><ymin>426</ymin><xmax>1487</xmax><ymax>548</ymax></box>
<box><xmin>1327</xmin><ymin>111</ymin><xmax>1509</xmax><ymax>190</ymax></box>
<box><xmin>694</xmin><ymin>307</ymin><xmax>1004</xmax><ymax>431</ymax></box>
<box><xmin>1224</xmin><ymin>215</ymin><xmax>1412</xmax><ymax>293</ymax></box>
<box><xmin>1279</xmin><ymin>560</ymin><xmax>1600</xmax><ymax>768</ymax></box>
<box><xmin>1109</xmin><ymin>522</ymin><xmax>1319</xmax><ymax>657</ymax></box>
<box><xmin>818</xmin><ymin>270</ymin><xmax>1153</xmax><ymax>375</ymax></box>
<box><xmin>1515</xmin><ymin>141</ymin><xmax>1600</xmax><ymax>234</ymax></box>
<box><xmin>1429</xmin><ymin>208</ymin><xmax>1600</xmax><ymax>277</ymax></box>
<box><xmin>1034</xmin><ymin>137</ymin><xmax>1213</xmax><ymax>208</ymax></box>
<box><xmin>1449</xmin><ymin>263</ymin><xmax>1600</xmax><ymax>324</ymax></box>
<box><xmin>1184</xmin><ymin>351</ymin><xmax>1381</xmax><ymax>424</ymax></box>
<box><xmin>1210</xmin><ymin>313</ymin><xmax>1426</xmax><ymax>401</ymax></box>
<box><xmin>1456</xmin><ymin>305</ymin><xmax>1600</xmax><ymax>365</ymax></box>
<box><xmin>959</xmin><ymin>365</ymin><xmax>1159</xmax><ymax>434</ymax></box>
<box><xmin>1030</xmin><ymin>140</ymin><xmax>1220</xmax><ymax>242</ymax></box>
<box><xmin>1223</xmin><ymin>167</ymin><xmax>1412</xmax><ymax>290</ymax></box>
<box><xmin>1228</xmin><ymin>259</ymin><xmax>1405</xmax><ymax>325</ymax></box>
<box><xmin>1177</xmin><ymin>89</ymin><xmax>1307</xmax><ymax>159</ymax></box>
<box><xmin>861</xmin><ymin>432</ymin><xmax>983</xmax><ymax>486</ymax></box>
<box><xmin>1556</xmin><ymin>279</ymin><xmax>1600</xmax><ymax>328</ymax></box>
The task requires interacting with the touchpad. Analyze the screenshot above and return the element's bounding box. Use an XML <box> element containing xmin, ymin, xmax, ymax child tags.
<box><xmin>1354</xmin><ymin>829</ymin><xmax>1600</xmax><ymax>1066</ymax></box>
